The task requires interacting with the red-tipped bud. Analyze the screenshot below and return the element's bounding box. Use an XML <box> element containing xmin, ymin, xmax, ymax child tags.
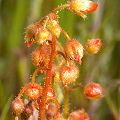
<box><xmin>45</xmin><ymin>103</ymin><xmax>57</xmax><ymax>119</ymax></box>
<box><xmin>21</xmin><ymin>104</ymin><xmax>33</xmax><ymax>120</ymax></box>
<box><xmin>26</xmin><ymin>83</ymin><xmax>42</xmax><ymax>100</ymax></box>
<box><xmin>36</xmin><ymin>28</ymin><xmax>49</xmax><ymax>44</ymax></box>
<box><xmin>85</xmin><ymin>39</ymin><xmax>101</xmax><ymax>54</ymax></box>
<box><xmin>11</xmin><ymin>98</ymin><xmax>24</xmax><ymax>116</ymax></box>
<box><xmin>70</xmin><ymin>0</ymin><xmax>98</xmax><ymax>18</ymax></box>
<box><xmin>68</xmin><ymin>109</ymin><xmax>90</xmax><ymax>120</ymax></box>
<box><xmin>84</xmin><ymin>82</ymin><xmax>103</xmax><ymax>100</ymax></box>
<box><xmin>25</xmin><ymin>22</ymin><xmax>40</xmax><ymax>47</ymax></box>
<box><xmin>31</xmin><ymin>46</ymin><xmax>50</xmax><ymax>69</ymax></box>
<box><xmin>60</xmin><ymin>64</ymin><xmax>79</xmax><ymax>85</ymax></box>
<box><xmin>64</xmin><ymin>39</ymin><xmax>83</xmax><ymax>64</ymax></box>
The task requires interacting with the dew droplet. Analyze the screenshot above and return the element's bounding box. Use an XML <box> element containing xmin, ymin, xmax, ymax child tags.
<box><xmin>26</xmin><ymin>41</ymin><xmax>32</xmax><ymax>47</ymax></box>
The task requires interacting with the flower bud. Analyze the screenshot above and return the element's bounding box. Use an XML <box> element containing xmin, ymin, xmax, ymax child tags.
<box><xmin>68</xmin><ymin>109</ymin><xmax>90</xmax><ymax>120</ymax></box>
<box><xmin>85</xmin><ymin>39</ymin><xmax>101</xmax><ymax>54</ymax></box>
<box><xmin>51</xmin><ymin>25</ymin><xmax>61</xmax><ymax>38</ymax></box>
<box><xmin>36</xmin><ymin>28</ymin><xmax>49</xmax><ymax>44</ymax></box>
<box><xmin>60</xmin><ymin>64</ymin><xmax>79</xmax><ymax>85</ymax></box>
<box><xmin>45</xmin><ymin>103</ymin><xmax>57</xmax><ymax>119</ymax></box>
<box><xmin>31</xmin><ymin>46</ymin><xmax>50</xmax><ymax>69</ymax></box>
<box><xmin>21</xmin><ymin>104</ymin><xmax>33</xmax><ymax>120</ymax></box>
<box><xmin>47</xmin><ymin>18</ymin><xmax>61</xmax><ymax>38</ymax></box>
<box><xmin>64</xmin><ymin>39</ymin><xmax>83</xmax><ymax>64</ymax></box>
<box><xmin>25</xmin><ymin>22</ymin><xmax>40</xmax><ymax>47</ymax></box>
<box><xmin>47</xmin><ymin>87</ymin><xmax>56</xmax><ymax>98</ymax></box>
<box><xmin>84</xmin><ymin>82</ymin><xmax>103</xmax><ymax>100</ymax></box>
<box><xmin>11</xmin><ymin>98</ymin><xmax>24</xmax><ymax>116</ymax></box>
<box><xmin>70</xmin><ymin>0</ymin><xmax>98</xmax><ymax>18</ymax></box>
<box><xmin>26</xmin><ymin>83</ymin><xmax>42</xmax><ymax>100</ymax></box>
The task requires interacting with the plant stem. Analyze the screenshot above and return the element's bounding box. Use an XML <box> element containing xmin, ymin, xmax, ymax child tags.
<box><xmin>31</xmin><ymin>68</ymin><xmax>40</xmax><ymax>84</ymax></box>
<box><xmin>17</xmin><ymin>84</ymin><xmax>33</xmax><ymax>99</ymax></box>
<box><xmin>39</xmin><ymin>35</ymin><xmax>56</xmax><ymax>120</ymax></box>
<box><xmin>70</xmin><ymin>83</ymin><xmax>84</xmax><ymax>90</ymax></box>
<box><xmin>54</xmin><ymin>4</ymin><xmax>70</xmax><ymax>14</ymax></box>
<box><xmin>64</xmin><ymin>86</ymin><xmax>70</xmax><ymax>118</ymax></box>
<box><xmin>46</xmin><ymin>97</ymin><xmax>60</xmax><ymax>117</ymax></box>
<box><xmin>61</xmin><ymin>29</ymin><xmax>71</xmax><ymax>41</ymax></box>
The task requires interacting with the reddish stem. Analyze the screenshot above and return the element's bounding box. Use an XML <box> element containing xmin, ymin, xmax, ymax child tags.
<box><xmin>46</xmin><ymin>97</ymin><xmax>60</xmax><ymax>117</ymax></box>
<box><xmin>39</xmin><ymin>35</ymin><xmax>56</xmax><ymax>120</ymax></box>
<box><xmin>17</xmin><ymin>84</ymin><xmax>33</xmax><ymax>99</ymax></box>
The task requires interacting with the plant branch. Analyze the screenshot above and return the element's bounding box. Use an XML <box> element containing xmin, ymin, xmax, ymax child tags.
<box><xmin>64</xmin><ymin>86</ymin><xmax>70</xmax><ymax>118</ymax></box>
<box><xmin>39</xmin><ymin>35</ymin><xmax>57</xmax><ymax>120</ymax></box>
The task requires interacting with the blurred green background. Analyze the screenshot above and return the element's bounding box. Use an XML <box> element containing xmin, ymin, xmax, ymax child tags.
<box><xmin>0</xmin><ymin>0</ymin><xmax>120</xmax><ymax>120</ymax></box>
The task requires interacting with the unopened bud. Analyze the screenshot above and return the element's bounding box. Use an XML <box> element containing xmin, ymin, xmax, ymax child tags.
<box><xmin>68</xmin><ymin>109</ymin><xmax>90</xmax><ymax>120</ymax></box>
<box><xmin>26</xmin><ymin>83</ymin><xmax>42</xmax><ymax>100</ymax></box>
<box><xmin>45</xmin><ymin>103</ymin><xmax>57</xmax><ymax>119</ymax></box>
<box><xmin>51</xmin><ymin>25</ymin><xmax>61</xmax><ymax>38</ymax></box>
<box><xmin>47</xmin><ymin>87</ymin><xmax>56</xmax><ymax>97</ymax></box>
<box><xmin>25</xmin><ymin>22</ymin><xmax>40</xmax><ymax>47</ymax></box>
<box><xmin>21</xmin><ymin>103</ymin><xmax>33</xmax><ymax>120</ymax></box>
<box><xmin>85</xmin><ymin>39</ymin><xmax>101</xmax><ymax>54</ymax></box>
<box><xmin>36</xmin><ymin>28</ymin><xmax>49</xmax><ymax>44</ymax></box>
<box><xmin>11</xmin><ymin>98</ymin><xmax>24</xmax><ymax>116</ymax></box>
<box><xmin>60</xmin><ymin>64</ymin><xmax>79</xmax><ymax>85</ymax></box>
<box><xmin>64</xmin><ymin>39</ymin><xmax>83</xmax><ymax>64</ymax></box>
<box><xmin>84</xmin><ymin>82</ymin><xmax>103</xmax><ymax>100</ymax></box>
<box><xmin>31</xmin><ymin>46</ymin><xmax>50</xmax><ymax>69</ymax></box>
<box><xmin>70</xmin><ymin>0</ymin><xmax>98</xmax><ymax>18</ymax></box>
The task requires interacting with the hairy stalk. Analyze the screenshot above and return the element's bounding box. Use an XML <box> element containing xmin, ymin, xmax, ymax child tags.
<box><xmin>61</xmin><ymin>29</ymin><xmax>71</xmax><ymax>41</ymax></box>
<box><xmin>70</xmin><ymin>83</ymin><xmax>84</xmax><ymax>90</ymax></box>
<box><xmin>46</xmin><ymin>97</ymin><xmax>60</xmax><ymax>117</ymax></box>
<box><xmin>64</xmin><ymin>86</ymin><xmax>70</xmax><ymax>118</ymax></box>
<box><xmin>17</xmin><ymin>84</ymin><xmax>33</xmax><ymax>99</ymax></box>
<box><xmin>54</xmin><ymin>4</ymin><xmax>70</xmax><ymax>14</ymax></box>
<box><xmin>31</xmin><ymin>68</ymin><xmax>40</xmax><ymax>84</ymax></box>
<box><xmin>39</xmin><ymin>35</ymin><xmax>56</xmax><ymax>120</ymax></box>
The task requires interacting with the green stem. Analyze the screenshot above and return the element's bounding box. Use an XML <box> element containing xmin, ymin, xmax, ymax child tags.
<box><xmin>64</xmin><ymin>86</ymin><xmax>70</xmax><ymax>118</ymax></box>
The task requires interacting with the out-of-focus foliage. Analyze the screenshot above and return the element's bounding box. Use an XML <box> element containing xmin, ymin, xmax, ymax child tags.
<box><xmin>0</xmin><ymin>0</ymin><xmax>120</xmax><ymax>120</ymax></box>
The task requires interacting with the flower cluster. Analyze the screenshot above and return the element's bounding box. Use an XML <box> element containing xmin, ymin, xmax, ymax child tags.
<box><xmin>11</xmin><ymin>0</ymin><xmax>103</xmax><ymax>120</ymax></box>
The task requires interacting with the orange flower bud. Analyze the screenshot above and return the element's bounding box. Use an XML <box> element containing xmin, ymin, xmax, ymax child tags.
<box><xmin>60</xmin><ymin>64</ymin><xmax>79</xmax><ymax>85</ymax></box>
<box><xmin>51</xmin><ymin>25</ymin><xmax>61</xmax><ymax>38</ymax></box>
<box><xmin>64</xmin><ymin>39</ymin><xmax>83</xmax><ymax>64</ymax></box>
<box><xmin>47</xmin><ymin>18</ymin><xmax>61</xmax><ymax>38</ymax></box>
<box><xmin>70</xmin><ymin>0</ymin><xmax>98</xmax><ymax>18</ymax></box>
<box><xmin>26</xmin><ymin>83</ymin><xmax>42</xmax><ymax>100</ymax></box>
<box><xmin>68</xmin><ymin>109</ymin><xmax>90</xmax><ymax>120</ymax></box>
<box><xmin>11</xmin><ymin>98</ymin><xmax>24</xmax><ymax>116</ymax></box>
<box><xmin>31</xmin><ymin>46</ymin><xmax>50</xmax><ymax>69</ymax></box>
<box><xmin>84</xmin><ymin>83</ymin><xmax>103</xmax><ymax>100</ymax></box>
<box><xmin>25</xmin><ymin>22</ymin><xmax>40</xmax><ymax>47</ymax></box>
<box><xmin>47</xmin><ymin>87</ymin><xmax>56</xmax><ymax>97</ymax></box>
<box><xmin>36</xmin><ymin>28</ymin><xmax>49</xmax><ymax>44</ymax></box>
<box><xmin>85</xmin><ymin>39</ymin><xmax>101</xmax><ymax>54</ymax></box>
